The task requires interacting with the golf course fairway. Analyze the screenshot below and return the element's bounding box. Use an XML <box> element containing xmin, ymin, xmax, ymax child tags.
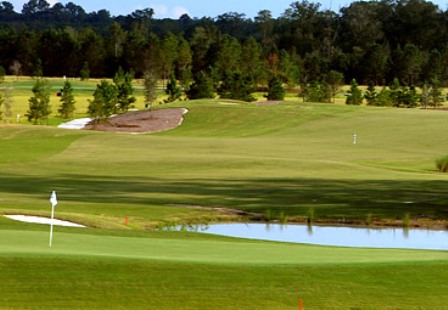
<box><xmin>1</xmin><ymin>97</ymin><xmax>447</xmax><ymax>309</ymax></box>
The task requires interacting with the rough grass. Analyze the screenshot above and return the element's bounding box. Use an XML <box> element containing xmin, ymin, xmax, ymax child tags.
<box><xmin>436</xmin><ymin>155</ymin><xmax>448</xmax><ymax>172</ymax></box>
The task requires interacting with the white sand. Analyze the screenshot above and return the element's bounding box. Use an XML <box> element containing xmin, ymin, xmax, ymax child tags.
<box><xmin>4</xmin><ymin>215</ymin><xmax>85</xmax><ymax>227</ymax></box>
<box><xmin>58</xmin><ymin>118</ymin><xmax>92</xmax><ymax>130</ymax></box>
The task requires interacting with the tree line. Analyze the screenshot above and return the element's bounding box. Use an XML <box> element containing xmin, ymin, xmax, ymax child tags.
<box><xmin>1</xmin><ymin>0</ymin><xmax>448</xmax><ymax>103</ymax></box>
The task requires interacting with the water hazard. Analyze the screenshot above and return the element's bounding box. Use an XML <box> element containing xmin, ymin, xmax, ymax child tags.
<box><xmin>187</xmin><ymin>223</ymin><xmax>448</xmax><ymax>251</ymax></box>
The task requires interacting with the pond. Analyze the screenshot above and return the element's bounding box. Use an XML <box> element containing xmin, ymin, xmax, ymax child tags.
<box><xmin>186</xmin><ymin>223</ymin><xmax>448</xmax><ymax>251</ymax></box>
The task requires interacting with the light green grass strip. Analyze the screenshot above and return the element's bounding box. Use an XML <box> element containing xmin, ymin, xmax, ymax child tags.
<box><xmin>1</xmin><ymin>230</ymin><xmax>446</xmax><ymax>265</ymax></box>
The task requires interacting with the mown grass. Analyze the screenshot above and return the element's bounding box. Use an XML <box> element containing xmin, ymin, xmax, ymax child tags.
<box><xmin>1</xmin><ymin>77</ymin><xmax>447</xmax><ymax>308</ymax></box>
<box><xmin>2</xmin><ymin>99</ymin><xmax>447</xmax><ymax>225</ymax></box>
<box><xmin>1</xmin><ymin>229</ymin><xmax>447</xmax><ymax>309</ymax></box>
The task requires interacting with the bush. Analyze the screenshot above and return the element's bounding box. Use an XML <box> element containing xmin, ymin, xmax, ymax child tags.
<box><xmin>436</xmin><ymin>156</ymin><xmax>448</xmax><ymax>172</ymax></box>
<box><xmin>265</xmin><ymin>76</ymin><xmax>285</xmax><ymax>101</ymax></box>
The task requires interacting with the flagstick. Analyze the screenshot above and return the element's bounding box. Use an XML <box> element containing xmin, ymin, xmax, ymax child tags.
<box><xmin>49</xmin><ymin>191</ymin><xmax>58</xmax><ymax>248</ymax></box>
<box><xmin>49</xmin><ymin>203</ymin><xmax>55</xmax><ymax>247</ymax></box>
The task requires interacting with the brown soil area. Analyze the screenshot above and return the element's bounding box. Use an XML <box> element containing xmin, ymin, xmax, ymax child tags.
<box><xmin>83</xmin><ymin>108</ymin><xmax>187</xmax><ymax>133</ymax></box>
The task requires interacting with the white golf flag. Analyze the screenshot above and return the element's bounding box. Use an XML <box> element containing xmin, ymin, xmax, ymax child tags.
<box><xmin>49</xmin><ymin>191</ymin><xmax>58</xmax><ymax>247</ymax></box>
<box><xmin>50</xmin><ymin>191</ymin><xmax>58</xmax><ymax>208</ymax></box>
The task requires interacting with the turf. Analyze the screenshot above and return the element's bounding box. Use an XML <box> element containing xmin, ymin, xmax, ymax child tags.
<box><xmin>1</xmin><ymin>78</ymin><xmax>447</xmax><ymax>308</ymax></box>
<box><xmin>1</xmin><ymin>229</ymin><xmax>447</xmax><ymax>309</ymax></box>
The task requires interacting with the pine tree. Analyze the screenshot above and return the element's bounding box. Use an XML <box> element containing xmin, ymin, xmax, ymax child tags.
<box><xmin>325</xmin><ymin>70</ymin><xmax>344</xmax><ymax>103</ymax></box>
<box><xmin>265</xmin><ymin>75</ymin><xmax>285</xmax><ymax>101</ymax></box>
<box><xmin>113</xmin><ymin>67</ymin><xmax>136</xmax><ymax>112</ymax></box>
<box><xmin>26</xmin><ymin>79</ymin><xmax>51</xmax><ymax>125</ymax></box>
<box><xmin>88</xmin><ymin>80</ymin><xmax>118</xmax><ymax>126</ymax></box>
<box><xmin>364</xmin><ymin>82</ymin><xmax>378</xmax><ymax>106</ymax></box>
<box><xmin>143</xmin><ymin>69</ymin><xmax>158</xmax><ymax>109</ymax></box>
<box><xmin>164</xmin><ymin>74</ymin><xmax>182</xmax><ymax>103</ymax></box>
<box><xmin>187</xmin><ymin>71</ymin><xmax>215</xmax><ymax>100</ymax></box>
<box><xmin>0</xmin><ymin>90</ymin><xmax>3</xmax><ymax>121</ymax></box>
<box><xmin>0</xmin><ymin>66</ymin><xmax>5</xmax><ymax>83</ymax></box>
<box><xmin>420</xmin><ymin>83</ymin><xmax>431</xmax><ymax>109</ymax></box>
<box><xmin>430</xmin><ymin>78</ymin><xmax>442</xmax><ymax>109</ymax></box>
<box><xmin>346</xmin><ymin>79</ymin><xmax>363</xmax><ymax>105</ymax></box>
<box><xmin>218</xmin><ymin>71</ymin><xmax>256</xmax><ymax>102</ymax></box>
<box><xmin>389</xmin><ymin>78</ymin><xmax>402</xmax><ymax>107</ymax></box>
<box><xmin>58</xmin><ymin>80</ymin><xmax>76</xmax><ymax>119</ymax></box>
<box><xmin>0</xmin><ymin>86</ymin><xmax>13</xmax><ymax>123</ymax></box>
<box><xmin>80</xmin><ymin>62</ymin><xmax>90</xmax><ymax>81</ymax></box>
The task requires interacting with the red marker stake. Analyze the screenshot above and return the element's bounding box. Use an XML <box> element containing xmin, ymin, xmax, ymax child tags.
<box><xmin>299</xmin><ymin>299</ymin><xmax>303</xmax><ymax>310</ymax></box>
<box><xmin>125</xmin><ymin>216</ymin><xmax>129</xmax><ymax>226</ymax></box>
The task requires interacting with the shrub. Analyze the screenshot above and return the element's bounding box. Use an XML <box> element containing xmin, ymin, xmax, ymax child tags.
<box><xmin>346</xmin><ymin>79</ymin><xmax>363</xmax><ymax>105</ymax></box>
<box><xmin>436</xmin><ymin>155</ymin><xmax>448</xmax><ymax>172</ymax></box>
<box><xmin>265</xmin><ymin>76</ymin><xmax>285</xmax><ymax>101</ymax></box>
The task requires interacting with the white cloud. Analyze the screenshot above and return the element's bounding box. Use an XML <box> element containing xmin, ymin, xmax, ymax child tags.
<box><xmin>172</xmin><ymin>6</ymin><xmax>189</xmax><ymax>18</ymax></box>
<box><xmin>152</xmin><ymin>4</ymin><xmax>168</xmax><ymax>17</ymax></box>
<box><xmin>47</xmin><ymin>0</ymin><xmax>58</xmax><ymax>7</ymax></box>
<box><xmin>151</xmin><ymin>3</ymin><xmax>189</xmax><ymax>19</ymax></box>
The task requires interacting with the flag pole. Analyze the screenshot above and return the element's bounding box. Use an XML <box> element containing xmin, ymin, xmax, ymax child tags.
<box><xmin>49</xmin><ymin>203</ymin><xmax>55</xmax><ymax>247</ymax></box>
<box><xmin>49</xmin><ymin>191</ymin><xmax>58</xmax><ymax>247</ymax></box>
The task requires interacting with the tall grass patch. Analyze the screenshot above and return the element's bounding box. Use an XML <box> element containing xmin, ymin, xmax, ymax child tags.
<box><xmin>436</xmin><ymin>155</ymin><xmax>448</xmax><ymax>172</ymax></box>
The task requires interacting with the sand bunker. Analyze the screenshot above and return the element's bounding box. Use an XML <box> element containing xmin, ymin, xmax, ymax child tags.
<box><xmin>58</xmin><ymin>118</ymin><xmax>92</xmax><ymax>130</ymax></box>
<box><xmin>4</xmin><ymin>215</ymin><xmax>85</xmax><ymax>227</ymax></box>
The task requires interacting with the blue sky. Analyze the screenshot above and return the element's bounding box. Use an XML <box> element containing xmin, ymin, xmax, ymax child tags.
<box><xmin>8</xmin><ymin>0</ymin><xmax>448</xmax><ymax>18</ymax></box>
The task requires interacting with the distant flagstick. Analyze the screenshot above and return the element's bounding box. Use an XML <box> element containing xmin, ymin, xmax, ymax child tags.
<box><xmin>49</xmin><ymin>191</ymin><xmax>58</xmax><ymax>247</ymax></box>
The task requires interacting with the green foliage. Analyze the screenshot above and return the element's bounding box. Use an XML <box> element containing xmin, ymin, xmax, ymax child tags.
<box><xmin>80</xmin><ymin>62</ymin><xmax>90</xmax><ymax>81</ymax></box>
<box><xmin>265</xmin><ymin>75</ymin><xmax>285</xmax><ymax>101</ymax></box>
<box><xmin>420</xmin><ymin>83</ymin><xmax>431</xmax><ymax>108</ymax></box>
<box><xmin>325</xmin><ymin>70</ymin><xmax>344</xmax><ymax>103</ymax></box>
<box><xmin>429</xmin><ymin>78</ymin><xmax>443</xmax><ymax>108</ymax></box>
<box><xmin>375</xmin><ymin>86</ymin><xmax>393</xmax><ymax>107</ymax></box>
<box><xmin>302</xmin><ymin>81</ymin><xmax>331</xmax><ymax>103</ymax></box>
<box><xmin>435</xmin><ymin>155</ymin><xmax>448</xmax><ymax>172</ymax></box>
<box><xmin>400</xmin><ymin>85</ymin><xmax>419</xmax><ymax>108</ymax></box>
<box><xmin>88</xmin><ymin>80</ymin><xmax>118</xmax><ymax>124</ymax></box>
<box><xmin>187</xmin><ymin>71</ymin><xmax>215</xmax><ymax>100</ymax></box>
<box><xmin>403</xmin><ymin>212</ymin><xmax>411</xmax><ymax>228</ymax></box>
<box><xmin>143</xmin><ymin>69</ymin><xmax>158</xmax><ymax>107</ymax></box>
<box><xmin>389</xmin><ymin>79</ymin><xmax>420</xmax><ymax>108</ymax></box>
<box><xmin>113</xmin><ymin>67</ymin><xmax>136</xmax><ymax>112</ymax></box>
<box><xmin>218</xmin><ymin>71</ymin><xmax>256</xmax><ymax>102</ymax></box>
<box><xmin>1</xmin><ymin>86</ymin><xmax>13</xmax><ymax>123</ymax></box>
<box><xmin>307</xmin><ymin>208</ymin><xmax>315</xmax><ymax>225</ymax></box>
<box><xmin>364</xmin><ymin>82</ymin><xmax>377</xmax><ymax>106</ymax></box>
<box><xmin>0</xmin><ymin>65</ymin><xmax>5</xmax><ymax>83</ymax></box>
<box><xmin>26</xmin><ymin>78</ymin><xmax>51</xmax><ymax>125</ymax></box>
<box><xmin>345</xmin><ymin>79</ymin><xmax>363</xmax><ymax>105</ymax></box>
<box><xmin>0</xmin><ymin>90</ymin><xmax>3</xmax><ymax>120</ymax></box>
<box><xmin>58</xmin><ymin>80</ymin><xmax>76</xmax><ymax>119</ymax></box>
<box><xmin>164</xmin><ymin>74</ymin><xmax>182</xmax><ymax>103</ymax></box>
<box><xmin>32</xmin><ymin>58</ymin><xmax>43</xmax><ymax>78</ymax></box>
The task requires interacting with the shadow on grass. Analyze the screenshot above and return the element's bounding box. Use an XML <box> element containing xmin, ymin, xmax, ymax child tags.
<box><xmin>0</xmin><ymin>173</ymin><xmax>447</xmax><ymax>220</ymax></box>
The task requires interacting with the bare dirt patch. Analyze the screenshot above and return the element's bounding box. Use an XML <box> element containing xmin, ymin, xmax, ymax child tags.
<box><xmin>83</xmin><ymin>108</ymin><xmax>188</xmax><ymax>134</ymax></box>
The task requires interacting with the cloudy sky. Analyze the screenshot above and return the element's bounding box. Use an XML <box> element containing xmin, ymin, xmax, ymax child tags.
<box><xmin>7</xmin><ymin>0</ymin><xmax>448</xmax><ymax>18</ymax></box>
